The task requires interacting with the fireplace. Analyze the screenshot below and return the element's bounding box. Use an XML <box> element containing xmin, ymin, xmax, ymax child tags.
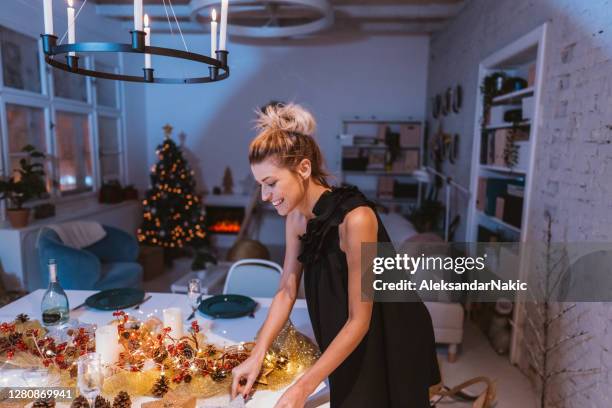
<box><xmin>205</xmin><ymin>205</ymin><xmax>244</xmax><ymax>235</ymax></box>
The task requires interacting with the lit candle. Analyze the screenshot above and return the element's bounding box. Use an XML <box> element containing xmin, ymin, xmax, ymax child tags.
<box><xmin>210</xmin><ymin>9</ymin><xmax>217</xmax><ymax>58</ymax></box>
<box><xmin>44</xmin><ymin>0</ymin><xmax>54</xmax><ymax>35</ymax></box>
<box><xmin>219</xmin><ymin>0</ymin><xmax>228</xmax><ymax>50</ymax></box>
<box><xmin>144</xmin><ymin>14</ymin><xmax>151</xmax><ymax>69</ymax></box>
<box><xmin>134</xmin><ymin>0</ymin><xmax>143</xmax><ymax>31</ymax></box>
<box><xmin>162</xmin><ymin>307</ymin><xmax>183</xmax><ymax>338</ymax></box>
<box><xmin>95</xmin><ymin>325</ymin><xmax>121</xmax><ymax>365</ymax></box>
<box><xmin>67</xmin><ymin>0</ymin><xmax>75</xmax><ymax>56</ymax></box>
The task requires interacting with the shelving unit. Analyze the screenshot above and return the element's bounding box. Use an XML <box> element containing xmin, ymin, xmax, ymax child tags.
<box><xmin>338</xmin><ymin>118</ymin><xmax>425</xmax><ymax>213</ymax></box>
<box><xmin>466</xmin><ymin>23</ymin><xmax>549</xmax><ymax>365</ymax></box>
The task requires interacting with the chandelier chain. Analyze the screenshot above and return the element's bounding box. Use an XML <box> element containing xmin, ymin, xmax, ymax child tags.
<box><xmin>161</xmin><ymin>0</ymin><xmax>175</xmax><ymax>35</ymax></box>
<box><xmin>59</xmin><ymin>0</ymin><xmax>89</xmax><ymax>45</ymax></box>
<box><xmin>168</xmin><ymin>0</ymin><xmax>189</xmax><ymax>53</ymax></box>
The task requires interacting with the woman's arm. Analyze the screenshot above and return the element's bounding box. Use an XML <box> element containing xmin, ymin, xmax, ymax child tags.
<box><xmin>231</xmin><ymin>210</ymin><xmax>305</xmax><ymax>399</ymax></box>
<box><xmin>275</xmin><ymin>206</ymin><xmax>378</xmax><ymax>406</ymax></box>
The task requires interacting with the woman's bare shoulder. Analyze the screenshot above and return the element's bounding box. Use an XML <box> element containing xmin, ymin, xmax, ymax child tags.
<box><xmin>342</xmin><ymin>206</ymin><xmax>377</xmax><ymax>230</ymax></box>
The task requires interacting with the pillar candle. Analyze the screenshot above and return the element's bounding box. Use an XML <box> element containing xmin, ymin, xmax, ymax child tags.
<box><xmin>134</xmin><ymin>0</ymin><xmax>143</xmax><ymax>31</ymax></box>
<box><xmin>67</xmin><ymin>0</ymin><xmax>75</xmax><ymax>56</ymax></box>
<box><xmin>219</xmin><ymin>0</ymin><xmax>228</xmax><ymax>50</ymax></box>
<box><xmin>144</xmin><ymin>14</ymin><xmax>151</xmax><ymax>69</ymax></box>
<box><xmin>44</xmin><ymin>0</ymin><xmax>54</xmax><ymax>35</ymax></box>
<box><xmin>210</xmin><ymin>9</ymin><xmax>217</xmax><ymax>58</ymax></box>
<box><xmin>95</xmin><ymin>325</ymin><xmax>121</xmax><ymax>365</ymax></box>
<box><xmin>162</xmin><ymin>307</ymin><xmax>183</xmax><ymax>338</ymax></box>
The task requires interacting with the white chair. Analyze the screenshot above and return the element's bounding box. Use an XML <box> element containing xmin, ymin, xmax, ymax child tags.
<box><xmin>223</xmin><ymin>258</ymin><xmax>282</xmax><ymax>297</ymax></box>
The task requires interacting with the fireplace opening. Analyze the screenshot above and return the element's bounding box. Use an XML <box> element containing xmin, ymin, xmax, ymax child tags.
<box><xmin>205</xmin><ymin>205</ymin><xmax>244</xmax><ymax>235</ymax></box>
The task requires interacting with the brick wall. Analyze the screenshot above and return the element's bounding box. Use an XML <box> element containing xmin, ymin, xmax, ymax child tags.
<box><xmin>427</xmin><ymin>0</ymin><xmax>612</xmax><ymax>405</ymax></box>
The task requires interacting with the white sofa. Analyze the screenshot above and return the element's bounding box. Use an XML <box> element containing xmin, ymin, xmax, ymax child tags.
<box><xmin>379</xmin><ymin>212</ymin><xmax>465</xmax><ymax>362</ymax></box>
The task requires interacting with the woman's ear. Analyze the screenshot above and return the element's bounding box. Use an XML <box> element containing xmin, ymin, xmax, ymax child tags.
<box><xmin>297</xmin><ymin>159</ymin><xmax>312</xmax><ymax>180</ymax></box>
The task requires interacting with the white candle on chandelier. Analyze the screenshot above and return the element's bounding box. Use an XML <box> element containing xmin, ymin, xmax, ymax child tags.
<box><xmin>219</xmin><ymin>0</ymin><xmax>228</xmax><ymax>50</ymax></box>
<box><xmin>210</xmin><ymin>9</ymin><xmax>218</xmax><ymax>58</ymax></box>
<box><xmin>43</xmin><ymin>0</ymin><xmax>54</xmax><ymax>35</ymax></box>
<box><xmin>67</xmin><ymin>0</ymin><xmax>75</xmax><ymax>56</ymax></box>
<box><xmin>134</xmin><ymin>0</ymin><xmax>143</xmax><ymax>31</ymax></box>
<box><xmin>144</xmin><ymin>14</ymin><xmax>151</xmax><ymax>69</ymax></box>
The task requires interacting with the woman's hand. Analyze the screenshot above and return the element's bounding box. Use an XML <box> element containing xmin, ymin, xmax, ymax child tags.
<box><xmin>273</xmin><ymin>382</ymin><xmax>310</xmax><ymax>408</ymax></box>
<box><xmin>230</xmin><ymin>352</ymin><xmax>265</xmax><ymax>400</ymax></box>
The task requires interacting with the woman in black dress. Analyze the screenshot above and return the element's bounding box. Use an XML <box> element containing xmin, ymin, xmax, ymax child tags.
<box><xmin>231</xmin><ymin>103</ymin><xmax>440</xmax><ymax>407</ymax></box>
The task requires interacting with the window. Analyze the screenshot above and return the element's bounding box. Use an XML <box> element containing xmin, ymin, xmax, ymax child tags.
<box><xmin>55</xmin><ymin>111</ymin><xmax>93</xmax><ymax>194</ymax></box>
<box><xmin>53</xmin><ymin>67</ymin><xmax>87</xmax><ymax>102</ymax></box>
<box><xmin>0</xmin><ymin>26</ymin><xmax>41</xmax><ymax>93</ymax></box>
<box><xmin>98</xmin><ymin>116</ymin><xmax>121</xmax><ymax>182</ymax></box>
<box><xmin>5</xmin><ymin>104</ymin><xmax>51</xmax><ymax>193</ymax></box>
<box><xmin>95</xmin><ymin>62</ymin><xmax>118</xmax><ymax>108</ymax></box>
<box><xmin>0</xmin><ymin>24</ymin><xmax>125</xmax><ymax>206</ymax></box>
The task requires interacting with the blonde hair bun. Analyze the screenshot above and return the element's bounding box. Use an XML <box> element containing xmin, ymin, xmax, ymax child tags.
<box><xmin>255</xmin><ymin>103</ymin><xmax>316</xmax><ymax>136</ymax></box>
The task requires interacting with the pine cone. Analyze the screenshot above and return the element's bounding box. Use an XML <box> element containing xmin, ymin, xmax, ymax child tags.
<box><xmin>151</xmin><ymin>375</ymin><xmax>169</xmax><ymax>398</ymax></box>
<box><xmin>94</xmin><ymin>395</ymin><xmax>111</xmax><ymax>408</ymax></box>
<box><xmin>112</xmin><ymin>391</ymin><xmax>131</xmax><ymax>408</ymax></box>
<box><xmin>8</xmin><ymin>332</ymin><xmax>22</xmax><ymax>346</ymax></box>
<box><xmin>181</xmin><ymin>344</ymin><xmax>194</xmax><ymax>359</ymax></box>
<box><xmin>15</xmin><ymin>313</ymin><xmax>30</xmax><ymax>323</ymax></box>
<box><xmin>33</xmin><ymin>397</ymin><xmax>56</xmax><ymax>408</ymax></box>
<box><xmin>70</xmin><ymin>395</ymin><xmax>90</xmax><ymax>408</ymax></box>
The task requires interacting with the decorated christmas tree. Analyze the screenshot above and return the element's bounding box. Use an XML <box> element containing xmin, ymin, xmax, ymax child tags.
<box><xmin>137</xmin><ymin>124</ymin><xmax>207</xmax><ymax>249</ymax></box>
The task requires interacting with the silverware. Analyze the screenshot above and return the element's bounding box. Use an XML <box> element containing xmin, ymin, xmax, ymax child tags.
<box><xmin>71</xmin><ymin>302</ymin><xmax>86</xmax><ymax>312</ymax></box>
<box><xmin>133</xmin><ymin>295</ymin><xmax>152</xmax><ymax>310</ymax></box>
<box><xmin>186</xmin><ymin>295</ymin><xmax>202</xmax><ymax>321</ymax></box>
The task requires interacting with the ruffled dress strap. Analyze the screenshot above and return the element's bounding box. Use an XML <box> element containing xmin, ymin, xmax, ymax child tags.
<box><xmin>298</xmin><ymin>186</ymin><xmax>374</xmax><ymax>265</ymax></box>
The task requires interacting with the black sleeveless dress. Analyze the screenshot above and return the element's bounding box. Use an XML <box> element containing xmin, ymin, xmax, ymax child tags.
<box><xmin>298</xmin><ymin>186</ymin><xmax>440</xmax><ymax>408</ymax></box>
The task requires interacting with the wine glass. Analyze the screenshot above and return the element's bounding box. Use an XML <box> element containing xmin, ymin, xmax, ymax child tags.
<box><xmin>77</xmin><ymin>353</ymin><xmax>104</xmax><ymax>404</ymax></box>
<box><xmin>187</xmin><ymin>278</ymin><xmax>202</xmax><ymax>319</ymax></box>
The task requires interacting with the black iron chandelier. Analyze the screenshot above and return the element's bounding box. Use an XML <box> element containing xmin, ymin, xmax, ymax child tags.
<box><xmin>40</xmin><ymin>0</ymin><xmax>230</xmax><ymax>84</ymax></box>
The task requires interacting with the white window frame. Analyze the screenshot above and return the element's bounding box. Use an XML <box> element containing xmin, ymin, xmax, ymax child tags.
<box><xmin>0</xmin><ymin>23</ymin><xmax>127</xmax><ymax>215</ymax></box>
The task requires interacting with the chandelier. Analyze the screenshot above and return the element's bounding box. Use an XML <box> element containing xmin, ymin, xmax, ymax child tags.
<box><xmin>40</xmin><ymin>0</ymin><xmax>230</xmax><ymax>84</ymax></box>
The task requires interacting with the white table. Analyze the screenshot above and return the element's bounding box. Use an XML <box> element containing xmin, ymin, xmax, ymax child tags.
<box><xmin>0</xmin><ymin>290</ymin><xmax>329</xmax><ymax>408</ymax></box>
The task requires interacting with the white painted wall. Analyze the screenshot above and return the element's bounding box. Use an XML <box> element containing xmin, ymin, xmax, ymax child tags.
<box><xmin>143</xmin><ymin>33</ymin><xmax>430</xmax><ymax>194</ymax></box>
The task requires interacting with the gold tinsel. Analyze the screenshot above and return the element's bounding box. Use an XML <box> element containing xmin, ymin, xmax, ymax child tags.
<box><xmin>1</xmin><ymin>316</ymin><xmax>320</xmax><ymax>401</ymax></box>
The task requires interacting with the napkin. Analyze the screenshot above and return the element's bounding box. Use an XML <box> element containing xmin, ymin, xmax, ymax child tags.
<box><xmin>202</xmin><ymin>395</ymin><xmax>246</xmax><ymax>408</ymax></box>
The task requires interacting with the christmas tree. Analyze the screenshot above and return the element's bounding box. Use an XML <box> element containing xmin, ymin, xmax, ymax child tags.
<box><xmin>137</xmin><ymin>124</ymin><xmax>207</xmax><ymax>249</ymax></box>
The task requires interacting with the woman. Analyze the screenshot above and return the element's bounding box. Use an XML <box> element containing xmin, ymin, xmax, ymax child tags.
<box><xmin>230</xmin><ymin>103</ymin><xmax>440</xmax><ymax>407</ymax></box>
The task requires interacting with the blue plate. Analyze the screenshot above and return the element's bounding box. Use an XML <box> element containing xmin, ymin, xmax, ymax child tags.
<box><xmin>198</xmin><ymin>294</ymin><xmax>257</xmax><ymax>319</ymax></box>
<box><xmin>85</xmin><ymin>288</ymin><xmax>145</xmax><ymax>310</ymax></box>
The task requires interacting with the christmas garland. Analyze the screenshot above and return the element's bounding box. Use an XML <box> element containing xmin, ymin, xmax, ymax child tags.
<box><xmin>0</xmin><ymin>313</ymin><xmax>320</xmax><ymax>402</ymax></box>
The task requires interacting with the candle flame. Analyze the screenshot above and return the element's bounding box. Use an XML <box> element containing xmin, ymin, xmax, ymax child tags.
<box><xmin>212</xmin><ymin>9</ymin><xmax>217</xmax><ymax>22</ymax></box>
<box><xmin>68</xmin><ymin>0</ymin><xmax>73</xmax><ymax>7</ymax></box>
<box><xmin>144</xmin><ymin>14</ymin><xmax>149</xmax><ymax>27</ymax></box>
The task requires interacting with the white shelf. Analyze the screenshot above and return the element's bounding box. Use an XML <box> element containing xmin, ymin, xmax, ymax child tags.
<box><xmin>477</xmin><ymin>211</ymin><xmax>521</xmax><ymax>233</ymax></box>
<box><xmin>485</xmin><ymin>121</ymin><xmax>530</xmax><ymax>130</ymax></box>
<box><xmin>479</xmin><ymin>164</ymin><xmax>527</xmax><ymax>174</ymax></box>
<box><xmin>492</xmin><ymin>86</ymin><xmax>534</xmax><ymax>104</ymax></box>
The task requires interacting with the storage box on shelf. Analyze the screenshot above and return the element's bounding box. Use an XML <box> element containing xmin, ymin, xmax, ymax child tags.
<box><xmin>338</xmin><ymin>118</ymin><xmax>424</xmax><ymax>213</ymax></box>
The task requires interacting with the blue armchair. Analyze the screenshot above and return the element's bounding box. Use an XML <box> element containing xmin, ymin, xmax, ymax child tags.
<box><xmin>37</xmin><ymin>226</ymin><xmax>143</xmax><ymax>290</ymax></box>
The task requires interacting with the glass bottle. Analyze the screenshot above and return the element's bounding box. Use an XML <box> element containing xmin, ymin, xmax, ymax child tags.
<box><xmin>41</xmin><ymin>259</ymin><xmax>70</xmax><ymax>326</ymax></box>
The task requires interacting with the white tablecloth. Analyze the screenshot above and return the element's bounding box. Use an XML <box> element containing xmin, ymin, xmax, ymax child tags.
<box><xmin>0</xmin><ymin>290</ymin><xmax>329</xmax><ymax>408</ymax></box>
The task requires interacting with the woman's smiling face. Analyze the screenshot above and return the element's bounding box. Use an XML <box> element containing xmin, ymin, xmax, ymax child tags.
<box><xmin>251</xmin><ymin>157</ymin><xmax>307</xmax><ymax>216</ymax></box>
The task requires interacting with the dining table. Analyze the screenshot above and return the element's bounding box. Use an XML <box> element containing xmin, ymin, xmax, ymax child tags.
<box><xmin>0</xmin><ymin>290</ymin><xmax>330</xmax><ymax>408</ymax></box>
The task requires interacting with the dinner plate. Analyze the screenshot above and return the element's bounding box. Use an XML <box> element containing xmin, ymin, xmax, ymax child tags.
<box><xmin>198</xmin><ymin>294</ymin><xmax>257</xmax><ymax>319</ymax></box>
<box><xmin>85</xmin><ymin>288</ymin><xmax>145</xmax><ymax>310</ymax></box>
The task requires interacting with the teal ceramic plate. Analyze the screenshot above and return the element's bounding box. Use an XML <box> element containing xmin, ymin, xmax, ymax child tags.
<box><xmin>85</xmin><ymin>288</ymin><xmax>145</xmax><ymax>310</ymax></box>
<box><xmin>198</xmin><ymin>294</ymin><xmax>257</xmax><ymax>319</ymax></box>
